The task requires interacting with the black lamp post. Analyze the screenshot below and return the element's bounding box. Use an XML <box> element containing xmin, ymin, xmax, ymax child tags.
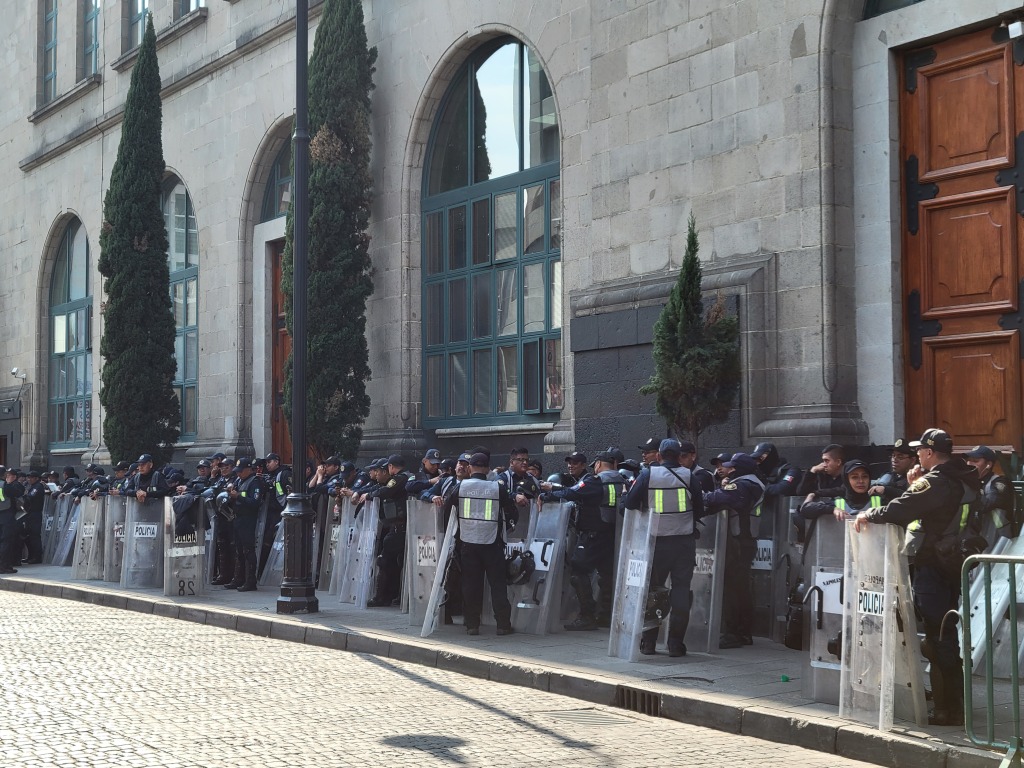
<box><xmin>277</xmin><ymin>0</ymin><xmax>318</xmax><ymax>615</ymax></box>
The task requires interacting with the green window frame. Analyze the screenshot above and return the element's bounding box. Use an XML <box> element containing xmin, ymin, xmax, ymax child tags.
<box><xmin>863</xmin><ymin>0</ymin><xmax>927</xmax><ymax>18</ymax></box>
<box><xmin>163</xmin><ymin>179</ymin><xmax>200</xmax><ymax>439</ymax></box>
<box><xmin>42</xmin><ymin>0</ymin><xmax>58</xmax><ymax>103</ymax></box>
<box><xmin>421</xmin><ymin>38</ymin><xmax>562</xmax><ymax>427</ymax></box>
<box><xmin>83</xmin><ymin>0</ymin><xmax>100</xmax><ymax>78</ymax></box>
<box><xmin>127</xmin><ymin>0</ymin><xmax>147</xmax><ymax>50</ymax></box>
<box><xmin>174</xmin><ymin>0</ymin><xmax>204</xmax><ymax>20</ymax></box>
<box><xmin>49</xmin><ymin>220</ymin><xmax>92</xmax><ymax>448</ymax></box>
<box><xmin>261</xmin><ymin>141</ymin><xmax>293</xmax><ymax>222</ymax></box>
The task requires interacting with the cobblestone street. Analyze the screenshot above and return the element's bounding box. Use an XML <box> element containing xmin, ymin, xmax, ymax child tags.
<box><xmin>0</xmin><ymin>592</ymin><xmax>889</xmax><ymax>768</ymax></box>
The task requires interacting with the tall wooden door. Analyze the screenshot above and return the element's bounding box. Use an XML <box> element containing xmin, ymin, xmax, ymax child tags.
<box><xmin>901</xmin><ymin>27</ymin><xmax>1024</xmax><ymax>452</ymax></box>
<box><xmin>271</xmin><ymin>241</ymin><xmax>293</xmax><ymax>464</ymax></box>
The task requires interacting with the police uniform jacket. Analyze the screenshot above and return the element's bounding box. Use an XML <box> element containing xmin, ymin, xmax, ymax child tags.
<box><xmin>126</xmin><ymin>470</ymin><xmax>170</xmax><ymax>497</ymax></box>
<box><xmin>312</xmin><ymin>471</ymin><xmax>340</xmax><ymax>497</ymax></box>
<box><xmin>703</xmin><ymin>474</ymin><xmax>765</xmax><ymax>538</ymax></box>
<box><xmin>231</xmin><ymin>473</ymin><xmax>266</xmax><ymax>516</ymax></box>
<box><xmin>691</xmin><ymin>464</ymin><xmax>716</xmax><ymax>494</ymax></box>
<box><xmin>622</xmin><ymin>461</ymin><xmax>705</xmax><ymax>537</ymax></box>
<box><xmin>795</xmin><ymin>470</ymin><xmax>843</xmax><ymax>498</ymax></box>
<box><xmin>405</xmin><ymin>467</ymin><xmax>440</xmax><ymax>496</ymax></box>
<box><xmin>22</xmin><ymin>482</ymin><xmax>46</xmax><ymax>514</ymax></box>
<box><xmin>369</xmin><ymin>470</ymin><xmax>412</xmax><ymax>521</ymax></box>
<box><xmin>542</xmin><ymin>471</ymin><xmax>609</xmax><ymax>531</ymax></box>
<box><xmin>871</xmin><ymin>470</ymin><xmax>909</xmax><ymax>502</ymax></box>
<box><xmin>862</xmin><ymin>457</ymin><xmax>980</xmax><ymax>571</ymax></box>
<box><xmin>977</xmin><ymin>471</ymin><xmax>1016</xmax><ymax>539</ymax></box>
<box><xmin>0</xmin><ymin>479</ymin><xmax>25</xmax><ymax>512</ymax></box>
<box><xmin>760</xmin><ymin>461</ymin><xmax>802</xmax><ymax>499</ymax></box>
<box><xmin>442</xmin><ymin>472</ymin><xmax>516</xmax><ymax>545</ymax></box>
<box><xmin>800</xmin><ymin>489</ymin><xmax>882</xmax><ymax>519</ymax></box>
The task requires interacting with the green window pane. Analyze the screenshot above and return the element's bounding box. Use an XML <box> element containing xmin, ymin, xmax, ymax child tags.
<box><xmin>426</xmin><ymin>72</ymin><xmax>469</xmax><ymax>195</ymax></box>
<box><xmin>472</xmin><ymin>272</ymin><xmax>492</xmax><ymax>339</ymax></box>
<box><xmin>172</xmin><ymin>282</ymin><xmax>185</xmax><ymax>327</ymax></box>
<box><xmin>186</xmin><ymin>278</ymin><xmax>197</xmax><ymax>326</ymax></box>
<box><xmin>472</xmin><ymin>199</ymin><xmax>490</xmax><ymax>265</ymax></box>
<box><xmin>523</xmin><ymin>46</ymin><xmax>560</xmax><ymax>169</ymax></box>
<box><xmin>545</xmin><ymin>338</ymin><xmax>563</xmax><ymax>410</ymax></box>
<box><xmin>523</xmin><ymin>262</ymin><xmax>545</xmax><ymax>334</ymax></box>
<box><xmin>550</xmin><ymin>180</ymin><xmax>561</xmax><ymax>251</ymax></box>
<box><xmin>523</xmin><ymin>184</ymin><xmax>545</xmax><ymax>254</ymax></box>
<box><xmin>494</xmin><ymin>192</ymin><xmax>517</xmax><ymax>261</ymax></box>
<box><xmin>550</xmin><ymin>261</ymin><xmax>562</xmax><ymax>331</ymax></box>
<box><xmin>523</xmin><ymin>340</ymin><xmax>540</xmax><ymax>412</ymax></box>
<box><xmin>53</xmin><ymin>315</ymin><xmax>67</xmax><ymax>355</ymax></box>
<box><xmin>426</xmin><ymin>356</ymin><xmax>444</xmax><ymax>418</ymax></box>
<box><xmin>473</xmin><ymin>348</ymin><xmax>492</xmax><ymax>415</ymax></box>
<box><xmin>448</xmin><ymin>206</ymin><xmax>467</xmax><ymax>270</ymax></box>
<box><xmin>449</xmin><ymin>279</ymin><xmax>467</xmax><ymax>343</ymax></box>
<box><xmin>473</xmin><ymin>42</ymin><xmax>519</xmax><ymax>183</ymax></box>
<box><xmin>425</xmin><ymin>212</ymin><xmax>443</xmax><ymax>275</ymax></box>
<box><xmin>425</xmin><ymin>283</ymin><xmax>444</xmax><ymax>346</ymax></box>
<box><xmin>496</xmin><ymin>267</ymin><xmax>517</xmax><ymax>336</ymax></box>
<box><xmin>449</xmin><ymin>352</ymin><xmax>468</xmax><ymax>416</ymax></box>
<box><xmin>497</xmin><ymin>345</ymin><xmax>518</xmax><ymax>413</ymax></box>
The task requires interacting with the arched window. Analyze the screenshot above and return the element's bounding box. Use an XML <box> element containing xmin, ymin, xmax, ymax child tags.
<box><xmin>261</xmin><ymin>141</ymin><xmax>293</xmax><ymax>222</ymax></box>
<box><xmin>163</xmin><ymin>177</ymin><xmax>199</xmax><ymax>438</ymax></box>
<box><xmin>422</xmin><ymin>38</ymin><xmax>562</xmax><ymax>424</ymax></box>
<box><xmin>49</xmin><ymin>219</ymin><xmax>92</xmax><ymax>447</ymax></box>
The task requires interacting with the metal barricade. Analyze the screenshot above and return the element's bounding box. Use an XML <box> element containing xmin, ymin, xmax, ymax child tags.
<box><xmin>963</xmin><ymin>553</ymin><xmax>1023</xmax><ymax>767</ymax></box>
<box><xmin>71</xmin><ymin>496</ymin><xmax>105</xmax><ymax>580</ymax></box>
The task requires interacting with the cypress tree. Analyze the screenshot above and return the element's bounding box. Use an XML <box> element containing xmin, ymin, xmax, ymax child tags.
<box><xmin>282</xmin><ymin>0</ymin><xmax>377</xmax><ymax>460</ymax></box>
<box><xmin>640</xmin><ymin>214</ymin><xmax>740</xmax><ymax>441</ymax></box>
<box><xmin>98</xmin><ymin>14</ymin><xmax>180</xmax><ymax>464</ymax></box>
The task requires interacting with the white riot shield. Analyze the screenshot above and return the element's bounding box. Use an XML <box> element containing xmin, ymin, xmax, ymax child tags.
<box><xmin>511</xmin><ymin>501</ymin><xmax>571</xmax><ymax>635</ymax></box>
<box><xmin>120</xmin><ymin>498</ymin><xmax>165</xmax><ymax>589</ymax></box>
<box><xmin>51</xmin><ymin>503</ymin><xmax>80</xmax><ymax>566</ymax></box>
<box><xmin>164</xmin><ymin>498</ymin><xmax>205</xmax><ymax>597</ymax></box>
<box><xmin>71</xmin><ymin>497</ymin><xmax>105</xmax><ymax>580</ymax></box>
<box><xmin>421</xmin><ymin>509</ymin><xmax>458</xmax><ymax>638</ymax></box>
<box><xmin>203</xmin><ymin>499</ymin><xmax>217</xmax><ymax>584</ymax></box>
<box><xmin>684</xmin><ymin>510</ymin><xmax>728</xmax><ymax>654</ymax></box>
<box><xmin>43</xmin><ymin>495</ymin><xmax>72</xmax><ymax>564</ymax></box>
<box><xmin>750</xmin><ymin>498</ymin><xmax>777</xmax><ymax>638</ymax></box>
<box><xmin>406</xmin><ymin>501</ymin><xmax>444</xmax><ymax>627</ymax></box>
<box><xmin>103</xmin><ymin>496</ymin><xmax>128</xmax><ymax>583</ymax></box>
<box><xmin>337</xmin><ymin>500</ymin><xmax>379</xmax><ymax>608</ymax></box>
<box><xmin>480</xmin><ymin>501</ymin><xmax>534</xmax><ymax>626</ymax></box>
<box><xmin>608</xmin><ymin>507</ymin><xmax>657</xmax><ymax>661</ymax></box>
<box><xmin>839</xmin><ymin>522</ymin><xmax>927</xmax><ymax>730</ymax></box>
<box><xmin>318</xmin><ymin>502</ymin><xmax>344</xmax><ymax>594</ymax></box>
<box><xmin>328</xmin><ymin>499</ymin><xmax>358</xmax><ymax>596</ymax></box>
<box><xmin>259</xmin><ymin>521</ymin><xmax>285</xmax><ymax>588</ymax></box>
<box><xmin>40</xmin><ymin>495</ymin><xmax>58</xmax><ymax>558</ymax></box>
<box><xmin>801</xmin><ymin>515</ymin><xmax>846</xmax><ymax>705</ymax></box>
<box><xmin>771</xmin><ymin>497</ymin><xmax>804</xmax><ymax>644</ymax></box>
<box><xmin>312</xmin><ymin>494</ymin><xmax>329</xmax><ymax>588</ymax></box>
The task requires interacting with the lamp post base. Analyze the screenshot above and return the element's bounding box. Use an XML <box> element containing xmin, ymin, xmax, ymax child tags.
<box><xmin>276</xmin><ymin>491</ymin><xmax>320</xmax><ymax>614</ymax></box>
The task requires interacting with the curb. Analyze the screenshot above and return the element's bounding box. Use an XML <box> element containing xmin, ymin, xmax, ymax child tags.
<box><xmin>0</xmin><ymin>577</ymin><xmax>1001</xmax><ymax>768</ymax></box>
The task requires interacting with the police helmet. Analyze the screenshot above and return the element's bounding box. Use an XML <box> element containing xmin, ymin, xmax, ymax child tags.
<box><xmin>506</xmin><ymin>549</ymin><xmax>536</xmax><ymax>585</ymax></box>
<box><xmin>643</xmin><ymin>586</ymin><xmax>671</xmax><ymax>631</ymax></box>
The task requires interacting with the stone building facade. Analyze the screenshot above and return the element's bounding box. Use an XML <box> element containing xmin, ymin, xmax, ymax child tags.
<box><xmin>1</xmin><ymin>0</ymin><xmax>1021</xmax><ymax>471</ymax></box>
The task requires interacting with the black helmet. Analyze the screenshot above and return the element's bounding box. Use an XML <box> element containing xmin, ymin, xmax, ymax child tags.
<box><xmin>506</xmin><ymin>549</ymin><xmax>536</xmax><ymax>585</ymax></box>
<box><xmin>643</xmin><ymin>586</ymin><xmax>671</xmax><ymax>631</ymax></box>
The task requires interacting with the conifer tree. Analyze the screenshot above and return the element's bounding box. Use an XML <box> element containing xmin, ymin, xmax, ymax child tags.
<box><xmin>98</xmin><ymin>15</ymin><xmax>180</xmax><ymax>464</ymax></box>
<box><xmin>282</xmin><ymin>0</ymin><xmax>377</xmax><ymax>460</ymax></box>
<box><xmin>640</xmin><ymin>214</ymin><xmax>740</xmax><ymax>441</ymax></box>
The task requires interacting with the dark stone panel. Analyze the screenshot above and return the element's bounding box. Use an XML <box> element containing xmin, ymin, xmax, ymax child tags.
<box><xmin>574</xmin><ymin>382</ymin><xmax>606</xmax><ymax>420</ymax></box>
<box><xmin>597</xmin><ymin>310</ymin><xmax>638</xmax><ymax>349</ymax></box>
<box><xmin>569</xmin><ymin>315</ymin><xmax>601</xmax><ymax>352</ymax></box>
<box><xmin>637</xmin><ymin>305</ymin><xmax>664</xmax><ymax>344</ymax></box>
<box><xmin>617</xmin><ymin>344</ymin><xmax>655</xmax><ymax>381</ymax></box>
<box><xmin>573</xmin><ymin>349</ymin><xmax>617</xmax><ymax>385</ymax></box>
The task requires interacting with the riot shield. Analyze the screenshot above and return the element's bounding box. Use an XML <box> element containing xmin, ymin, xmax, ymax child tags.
<box><xmin>684</xmin><ymin>510</ymin><xmax>728</xmax><ymax>654</ymax></box>
<box><xmin>608</xmin><ymin>507</ymin><xmax>657</xmax><ymax>661</ymax></box>
<box><xmin>71</xmin><ymin>497</ymin><xmax>105</xmax><ymax>580</ymax></box>
<box><xmin>103</xmin><ymin>496</ymin><xmax>128</xmax><ymax>583</ymax></box>
<box><xmin>120</xmin><ymin>498</ymin><xmax>165</xmax><ymax>590</ymax></box>
<box><xmin>328</xmin><ymin>499</ymin><xmax>358</xmax><ymax>596</ymax></box>
<box><xmin>511</xmin><ymin>501</ymin><xmax>571</xmax><ymax>635</ymax></box>
<box><xmin>420</xmin><ymin>509</ymin><xmax>458</xmax><ymax>638</ymax></box>
<box><xmin>164</xmin><ymin>498</ymin><xmax>205</xmax><ymax>597</ymax></box>
<box><xmin>771</xmin><ymin>497</ymin><xmax>804</xmax><ymax>644</ymax></box>
<box><xmin>253</xmin><ymin>498</ymin><xmax>270</xmax><ymax>578</ymax></box>
<box><xmin>43</xmin><ymin>495</ymin><xmax>70</xmax><ymax>563</ymax></box>
<box><xmin>839</xmin><ymin>521</ymin><xmax>927</xmax><ymax>729</ymax></box>
<box><xmin>318</xmin><ymin>503</ymin><xmax>345</xmax><ymax>595</ymax></box>
<box><xmin>39</xmin><ymin>495</ymin><xmax>57</xmax><ymax>558</ymax></box>
<box><xmin>312</xmin><ymin>494</ymin><xmax>329</xmax><ymax>588</ymax></box>
<box><xmin>480</xmin><ymin>501</ymin><xmax>533</xmax><ymax>626</ymax></box>
<box><xmin>801</xmin><ymin>515</ymin><xmax>846</xmax><ymax>705</ymax></box>
<box><xmin>259</xmin><ymin>521</ymin><xmax>285</xmax><ymax>588</ymax></box>
<box><xmin>406</xmin><ymin>501</ymin><xmax>444</xmax><ymax>627</ymax></box>
<box><xmin>202</xmin><ymin>499</ymin><xmax>217</xmax><ymax>584</ymax></box>
<box><xmin>51</xmin><ymin>503</ymin><xmax>80</xmax><ymax>566</ymax></box>
<box><xmin>337</xmin><ymin>499</ymin><xmax>379</xmax><ymax>608</ymax></box>
<box><xmin>750</xmin><ymin>497</ymin><xmax>777</xmax><ymax>638</ymax></box>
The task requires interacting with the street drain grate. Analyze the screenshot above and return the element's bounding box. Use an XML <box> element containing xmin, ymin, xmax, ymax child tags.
<box><xmin>615</xmin><ymin>685</ymin><xmax>661</xmax><ymax>717</ymax></box>
<box><xmin>544</xmin><ymin>709</ymin><xmax>636</xmax><ymax>726</ymax></box>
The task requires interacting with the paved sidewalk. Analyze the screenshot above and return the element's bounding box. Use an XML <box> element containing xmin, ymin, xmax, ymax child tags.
<box><xmin>0</xmin><ymin>565</ymin><xmax>1005</xmax><ymax>768</ymax></box>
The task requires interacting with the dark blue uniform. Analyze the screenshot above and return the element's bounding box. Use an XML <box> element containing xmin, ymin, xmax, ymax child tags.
<box><xmin>0</xmin><ymin>478</ymin><xmax>26</xmax><ymax>572</ymax></box>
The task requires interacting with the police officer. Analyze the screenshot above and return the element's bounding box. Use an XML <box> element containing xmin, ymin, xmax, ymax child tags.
<box><xmin>542</xmin><ymin>451</ymin><xmax>619</xmax><ymax>630</ymax></box>
<box><xmin>752</xmin><ymin>442</ymin><xmax>802</xmax><ymax>500</ymax></box>
<box><xmin>442</xmin><ymin>452</ymin><xmax>517</xmax><ymax>635</ymax></box>
<box><xmin>366</xmin><ymin>455</ymin><xmax>412</xmax><ymax>607</ymax></box>
<box><xmin>869</xmin><ymin>439</ymin><xmax>916</xmax><ymax>502</ymax></box>
<box><xmin>225</xmin><ymin>458</ymin><xmax>267</xmax><ymax>592</ymax></box>
<box><xmin>622</xmin><ymin>438</ymin><xmax>705</xmax><ymax>657</ymax></box>
<box><xmin>0</xmin><ymin>467</ymin><xmax>26</xmax><ymax>574</ymax></box>
<box><xmin>208</xmin><ymin>461</ymin><xmax>237</xmax><ymax>586</ymax></box>
<box><xmin>405</xmin><ymin>449</ymin><xmax>443</xmax><ymax>497</ymax></box>
<box><xmin>20</xmin><ymin>470</ymin><xmax>47</xmax><ymax>564</ymax></box>
<box><xmin>853</xmin><ymin>428</ymin><xmax>979</xmax><ymax>726</ymax></box>
<box><xmin>638</xmin><ymin>438</ymin><xmax>661</xmax><ymax>470</ymax></box>
<box><xmin>964</xmin><ymin>445</ymin><xmax>1017</xmax><ymax>544</ymax></box>
<box><xmin>126</xmin><ymin>454</ymin><xmax>171</xmax><ymax>501</ymax></box>
<box><xmin>704</xmin><ymin>452</ymin><xmax>766</xmax><ymax>650</ymax></box>
<box><xmin>709</xmin><ymin>452</ymin><xmax>732</xmax><ymax>484</ymax></box>
<box><xmin>678</xmin><ymin>440</ymin><xmax>715</xmax><ymax>493</ymax></box>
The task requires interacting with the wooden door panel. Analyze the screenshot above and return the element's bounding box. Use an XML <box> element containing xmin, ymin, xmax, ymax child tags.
<box><xmin>271</xmin><ymin>241</ymin><xmax>293</xmax><ymax>464</ymax></box>
<box><xmin>919</xmin><ymin>187</ymin><xmax>1017</xmax><ymax>316</ymax></box>
<box><xmin>901</xmin><ymin>27</ymin><xmax>1024</xmax><ymax>451</ymax></box>
<box><xmin>923</xmin><ymin>331</ymin><xmax>1020</xmax><ymax>448</ymax></box>
<box><xmin>919</xmin><ymin>48</ymin><xmax>1014</xmax><ymax>180</ymax></box>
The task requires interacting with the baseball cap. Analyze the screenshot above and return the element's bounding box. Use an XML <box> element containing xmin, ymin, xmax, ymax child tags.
<box><xmin>197</xmin><ymin>459</ymin><xmax>211</xmax><ymax>468</ymax></box>
<box><xmin>208</xmin><ymin>452</ymin><xmax>227</xmax><ymax>461</ymax></box>
<box><xmin>843</xmin><ymin>459</ymin><xmax>870</xmax><ymax>476</ymax></box>
<box><xmin>594</xmin><ymin>451</ymin><xmax>617</xmax><ymax>463</ymax></box>
<box><xmin>709</xmin><ymin>452</ymin><xmax>731</xmax><ymax>465</ymax></box>
<box><xmin>27</xmin><ymin>470</ymin><xmax>41</xmax><ymax>478</ymax></box>
<box><xmin>5</xmin><ymin>467</ymin><xmax>18</xmax><ymax>475</ymax></box>
<box><xmin>909</xmin><ymin>428</ymin><xmax>953</xmax><ymax>454</ymax></box>
<box><xmin>136</xmin><ymin>454</ymin><xmax>154</xmax><ymax>464</ymax></box>
<box><xmin>603</xmin><ymin>446</ymin><xmax>626</xmax><ymax>463</ymax></box>
<box><xmin>265</xmin><ymin>452</ymin><xmax>281</xmax><ymax>462</ymax></box>
<box><xmin>423</xmin><ymin>448</ymin><xmax>441</xmax><ymax>464</ymax></box>
<box><xmin>965</xmin><ymin>445</ymin><xmax>997</xmax><ymax>462</ymax></box>
<box><xmin>639</xmin><ymin>438</ymin><xmax>660</xmax><ymax>452</ymax></box>
<box><xmin>457</xmin><ymin>452</ymin><xmax>473</xmax><ymax>463</ymax></box>
<box><xmin>891</xmin><ymin>439</ymin><xmax>916</xmax><ymax>456</ymax></box>
<box><xmin>85</xmin><ymin>463</ymin><xmax>103</xmax><ymax>474</ymax></box>
<box><xmin>658</xmin><ymin>439</ymin><xmax>682</xmax><ymax>455</ymax></box>
<box><xmin>235</xmin><ymin>457</ymin><xmax>255</xmax><ymax>469</ymax></box>
<box><xmin>324</xmin><ymin>455</ymin><xmax>342</xmax><ymax>467</ymax></box>
<box><xmin>114</xmin><ymin>461</ymin><xmax>131</xmax><ymax>471</ymax></box>
<box><xmin>439</xmin><ymin>458</ymin><xmax>456</xmax><ymax>471</ymax></box>
<box><xmin>386</xmin><ymin>454</ymin><xmax>406</xmax><ymax>467</ymax></box>
<box><xmin>469</xmin><ymin>452</ymin><xmax>490</xmax><ymax>468</ymax></box>
<box><xmin>565</xmin><ymin>451</ymin><xmax>588</xmax><ymax>464</ymax></box>
<box><xmin>723</xmin><ymin>452</ymin><xmax>757</xmax><ymax>474</ymax></box>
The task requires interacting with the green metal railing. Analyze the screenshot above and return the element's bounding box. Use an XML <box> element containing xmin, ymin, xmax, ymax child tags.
<box><xmin>962</xmin><ymin>553</ymin><xmax>1023</xmax><ymax>768</ymax></box>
